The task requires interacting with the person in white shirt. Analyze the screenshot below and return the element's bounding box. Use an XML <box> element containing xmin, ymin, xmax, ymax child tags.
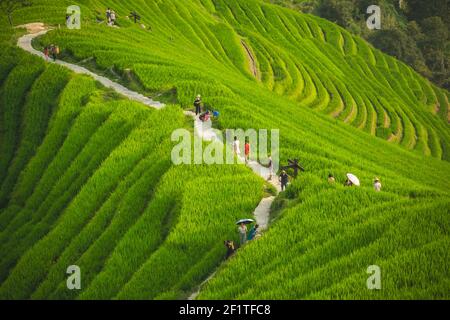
<box><xmin>374</xmin><ymin>178</ymin><xmax>382</xmax><ymax>192</ymax></box>
<box><xmin>110</xmin><ymin>11</ymin><xmax>116</xmax><ymax>25</ymax></box>
<box><xmin>238</xmin><ymin>223</ymin><xmax>247</xmax><ymax>246</ymax></box>
<box><xmin>233</xmin><ymin>136</ymin><xmax>240</xmax><ymax>156</ymax></box>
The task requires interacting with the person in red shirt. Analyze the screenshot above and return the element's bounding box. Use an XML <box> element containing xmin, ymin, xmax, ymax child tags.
<box><xmin>244</xmin><ymin>140</ymin><xmax>250</xmax><ymax>164</ymax></box>
<box><xmin>43</xmin><ymin>46</ymin><xmax>49</xmax><ymax>61</ymax></box>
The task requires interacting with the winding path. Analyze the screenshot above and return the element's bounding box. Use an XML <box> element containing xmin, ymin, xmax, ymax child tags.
<box><xmin>17</xmin><ymin>27</ymin><xmax>164</xmax><ymax>109</ymax></box>
<box><xmin>17</xmin><ymin>23</ymin><xmax>281</xmax><ymax>299</ymax></box>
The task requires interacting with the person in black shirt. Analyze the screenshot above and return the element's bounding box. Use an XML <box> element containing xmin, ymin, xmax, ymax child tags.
<box><xmin>279</xmin><ymin>170</ymin><xmax>289</xmax><ymax>191</ymax></box>
<box><xmin>194</xmin><ymin>94</ymin><xmax>202</xmax><ymax>115</ymax></box>
<box><xmin>224</xmin><ymin>240</ymin><xmax>235</xmax><ymax>259</ymax></box>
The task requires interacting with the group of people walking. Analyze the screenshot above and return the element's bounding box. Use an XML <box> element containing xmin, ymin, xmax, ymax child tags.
<box><xmin>224</xmin><ymin>222</ymin><xmax>259</xmax><ymax>259</ymax></box>
<box><xmin>328</xmin><ymin>173</ymin><xmax>382</xmax><ymax>191</ymax></box>
<box><xmin>193</xmin><ymin>94</ymin><xmax>219</xmax><ymax>121</ymax></box>
<box><xmin>238</xmin><ymin>222</ymin><xmax>259</xmax><ymax>245</ymax></box>
<box><xmin>231</xmin><ymin>136</ymin><xmax>274</xmax><ymax>180</ymax></box>
<box><xmin>43</xmin><ymin>44</ymin><xmax>59</xmax><ymax>62</ymax></box>
<box><xmin>194</xmin><ymin>93</ymin><xmax>384</xmax><ymax>261</ymax></box>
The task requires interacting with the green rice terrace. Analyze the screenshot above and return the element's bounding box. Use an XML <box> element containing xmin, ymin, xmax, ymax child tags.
<box><xmin>0</xmin><ymin>0</ymin><xmax>449</xmax><ymax>300</ymax></box>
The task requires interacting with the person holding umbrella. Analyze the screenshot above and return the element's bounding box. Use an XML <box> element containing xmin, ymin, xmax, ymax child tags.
<box><xmin>238</xmin><ymin>223</ymin><xmax>247</xmax><ymax>246</ymax></box>
<box><xmin>345</xmin><ymin>173</ymin><xmax>360</xmax><ymax>187</ymax></box>
<box><xmin>236</xmin><ymin>218</ymin><xmax>253</xmax><ymax>246</ymax></box>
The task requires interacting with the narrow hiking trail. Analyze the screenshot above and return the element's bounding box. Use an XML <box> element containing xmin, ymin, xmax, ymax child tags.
<box><xmin>17</xmin><ymin>23</ymin><xmax>281</xmax><ymax>299</ymax></box>
<box><xmin>17</xmin><ymin>26</ymin><xmax>164</xmax><ymax>109</ymax></box>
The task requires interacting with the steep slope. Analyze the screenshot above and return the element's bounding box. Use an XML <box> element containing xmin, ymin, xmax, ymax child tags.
<box><xmin>0</xmin><ymin>0</ymin><xmax>448</xmax><ymax>300</ymax></box>
<box><xmin>0</xmin><ymin>48</ymin><xmax>264</xmax><ymax>299</ymax></box>
<box><xmin>199</xmin><ymin>175</ymin><xmax>450</xmax><ymax>299</ymax></box>
<box><xmin>23</xmin><ymin>0</ymin><xmax>450</xmax><ymax>159</ymax></box>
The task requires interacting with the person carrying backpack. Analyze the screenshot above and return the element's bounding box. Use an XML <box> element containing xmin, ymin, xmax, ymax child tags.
<box><xmin>247</xmin><ymin>224</ymin><xmax>259</xmax><ymax>241</ymax></box>
<box><xmin>224</xmin><ymin>240</ymin><xmax>235</xmax><ymax>259</ymax></box>
<box><xmin>279</xmin><ymin>170</ymin><xmax>289</xmax><ymax>191</ymax></box>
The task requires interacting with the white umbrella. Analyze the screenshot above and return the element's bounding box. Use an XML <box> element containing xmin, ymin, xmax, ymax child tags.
<box><xmin>346</xmin><ymin>173</ymin><xmax>360</xmax><ymax>186</ymax></box>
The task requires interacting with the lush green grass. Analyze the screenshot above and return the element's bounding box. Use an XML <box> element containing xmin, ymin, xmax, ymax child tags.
<box><xmin>199</xmin><ymin>175</ymin><xmax>450</xmax><ymax>299</ymax></box>
<box><xmin>0</xmin><ymin>0</ymin><xmax>448</xmax><ymax>299</ymax></box>
<box><xmin>0</xmin><ymin>50</ymin><xmax>265</xmax><ymax>300</ymax></box>
<box><xmin>29</xmin><ymin>0</ymin><xmax>449</xmax><ymax>160</ymax></box>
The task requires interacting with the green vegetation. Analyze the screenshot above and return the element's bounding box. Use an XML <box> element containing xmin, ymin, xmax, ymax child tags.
<box><xmin>0</xmin><ymin>48</ymin><xmax>264</xmax><ymax>300</ymax></box>
<box><xmin>29</xmin><ymin>0</ymin><xmax>450</xmax><ymax>158</ymax></box>
<box><xmin>199</xmin><ymin>175</ymin><xmax>450</xmax><ymax>299</ymax></box>
<box><xmin>269</xmin><ymin>0</ymin><xmax>449</xmax><ymax>90</ymax></box>
<box><xmin>0</xmin><ymin>0</ymin><xmax>448</xmax><ymax>299</ymax></box>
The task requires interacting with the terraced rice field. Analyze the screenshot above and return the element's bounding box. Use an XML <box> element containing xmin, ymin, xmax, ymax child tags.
<box><xmin>0</xmin><ymin>0</ymin><xmax>449</xmax><ymax>299</ymax></box>
<box><xmin>27</xmin><ymin>0</ymin><xmax>449</xmax><ymax>160</ymax></box>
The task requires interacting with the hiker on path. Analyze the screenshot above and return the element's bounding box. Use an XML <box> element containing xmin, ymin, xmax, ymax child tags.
<box><xmin>244</xmin><ymin>139</ymin><xmax>250</xmax><ymax>163</ymax></box>
<box><xmin>374</xmin><ymin>178</ymin><xmax>382</xmax><ymax>192</ymax></box>
<box><xmin>43</xmin><ymin>46</ymin><xmax>49</xmax><ymax>61</ymax></box>
<box><xmin>106</xmin><ymin>8</ymin><xmax>111</xmax><ymax>24</ymax></box>
<box><xmin>279</xmin><ymin>170</ymin><xmax>289</xmax><ymax>191</ymax></box>
<box><xmin>238</xmin><ymin>223</ymin><xmax>247</xmax><ymax>246</ymax></box>
<box><xmin>247</xmin><ymin>224</ymin><xmax>259</xmax><ymax>241</ymax></box>
<box><xmin>194</xmin><ymin>95</ymin><xmax>202</xmax><ymax>116</ymax></box>
<box><xmin>328</xmin><ymin>173</ymin><xmax>335</xmax><ymax>184</ymax></box>
<box><xmin>233</xmin><ymin>136</ymin><xmax>241</xmax><ymax>157</ymax></box>
<box><xmin>267</xmin><ymin>155</ymin><xmax>273</xmax><ymax>180</ymax></box>
<box><xmin>224</xmin><ymin>240</ymin><xmax>235</xmax><ymax>259</ymax></box>
<box><xmin>49</xmin><ymin>44</ymin><xmax>59</xmax><ymax>61</ymax></box>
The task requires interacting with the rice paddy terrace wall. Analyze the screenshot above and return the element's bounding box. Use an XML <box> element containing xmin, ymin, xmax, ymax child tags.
<box><xmin>0</xmin><ymin>0</ymin><xmax>449</xmax><ymax>299</ymax></box>
<box><xmin>18</xmin><ymin>0</ymin><xmax>450</xmax><ymax>160</ymax></box>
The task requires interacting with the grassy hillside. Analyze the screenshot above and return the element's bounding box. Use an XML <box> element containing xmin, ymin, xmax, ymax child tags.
<box><xmin>269</xmin><ymin>0</ymin><xmax>450</xmax><ymax>91</ymax></box>
<box><xmin>21</xmin><ymin>0</ymin><xmax>450</xmax><ymax>159</ymax></box>
<box><xmin>0</xmin><ymin>47</ymin><xmax>264</xmax><ymax>299</ymax></box>
<box><xmin>0</xmin><ymin>0</ymin><xmax>449</xmax><ymax>299</ymax></box>
<box><xmin>199</xmin><ymin>175</ymin><xmax>450</xmax><ymax>299</ymax></box>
